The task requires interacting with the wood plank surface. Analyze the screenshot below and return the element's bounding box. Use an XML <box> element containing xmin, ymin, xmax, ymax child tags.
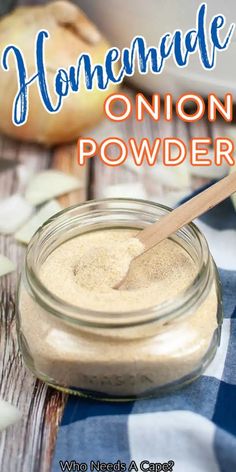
<box><xmin>0</xmin><ymin>138</ymin><xmax>88</xmax><ymax>472</ymax></box>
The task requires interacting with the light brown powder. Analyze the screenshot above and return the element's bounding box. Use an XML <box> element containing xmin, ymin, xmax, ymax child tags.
<box><xmin>73</xmin><ymin>237</ymin><xmax>143</xmax><ymax>291</ymax></box>
<box><xmin>39</xmin><ymin>228</ymin><xmax>197</xmax><ymax>312</ymax></box>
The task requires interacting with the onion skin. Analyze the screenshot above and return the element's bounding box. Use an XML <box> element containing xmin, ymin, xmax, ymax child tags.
<box><xmin>0</xmin><ymin>1</ymin><xmax>119</xmax><ymax>146</ymax></box>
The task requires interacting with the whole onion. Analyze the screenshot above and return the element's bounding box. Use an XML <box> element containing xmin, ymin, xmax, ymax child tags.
<box><xmin>0</xmin><ymin>1</ymin><xmax>119</xmax><ymax>145</ymax></box>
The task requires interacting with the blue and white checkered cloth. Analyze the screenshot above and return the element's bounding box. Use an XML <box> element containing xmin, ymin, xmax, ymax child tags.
<box><xmin>52</xmin><ymin>188</ymin><xmax>236</xmax><ymax>472</ymax></box>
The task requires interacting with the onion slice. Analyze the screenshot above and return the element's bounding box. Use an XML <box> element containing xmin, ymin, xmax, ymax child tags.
<box><xmin>25</xmin><ymin>170</ymin><xmax>82</xmax><ymax>206</ymax></box>
<box><xmin>0</xmin><ymin>399</ymin><xmax>22</xmax><ymax>431</ymax></box>
<box><xmin>15</xmin><ymin>200</ymin><xmax>62</xmax><ymax>244</ymax></box>
<box><xmin>0</xmin><ymin>195</ymin><xmax>33</xmax><ymax>234</ymax></box>
<box><xmin>102</xmin><ymin>182</ymin><xmax>147</xmax><ymax>199</ymax></box>
<box><xmin>16</xmin><ymin>164</ymin><xmax>35</xmax><ymax>188</ymax></box>
<box><xmin>151</xmin><ymin>162</ymin><xmax>191</xmax><ymax>189</ymax></box>
<box><xmin>0</xmin><ymin>255</ymin><xmax>15</xmax><ymax>277</ymax></box>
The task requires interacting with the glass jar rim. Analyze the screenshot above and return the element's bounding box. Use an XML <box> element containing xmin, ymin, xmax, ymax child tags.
<box><xmin>24</xmin><ymin>198</ymin><xmax>212</xmax><ymax>328</ymax></box>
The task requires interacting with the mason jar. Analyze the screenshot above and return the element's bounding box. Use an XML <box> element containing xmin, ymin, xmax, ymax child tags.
<box><xmin>17</xmin><ymin>199</ymin><xmax>223</xmax><ymax>400</ymax></box>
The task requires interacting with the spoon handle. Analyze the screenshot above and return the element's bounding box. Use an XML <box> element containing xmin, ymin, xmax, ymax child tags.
<box><xmin>138</xmin><ymin>172</ymin><xmax>236</xmax><ymax>251</ymax></box>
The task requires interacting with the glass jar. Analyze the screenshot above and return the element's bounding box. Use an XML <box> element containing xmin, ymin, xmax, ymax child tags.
<box><xmin>17</xmin><ymin>199</ymin><xmax>222</xmax><ymax>400</ymax></box>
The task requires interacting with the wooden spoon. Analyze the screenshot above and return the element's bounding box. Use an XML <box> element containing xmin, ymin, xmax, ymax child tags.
<box><xmin>116</xmin><ymin>172</ymin><xmax>236</xmax><ymax>289</ymax></box>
